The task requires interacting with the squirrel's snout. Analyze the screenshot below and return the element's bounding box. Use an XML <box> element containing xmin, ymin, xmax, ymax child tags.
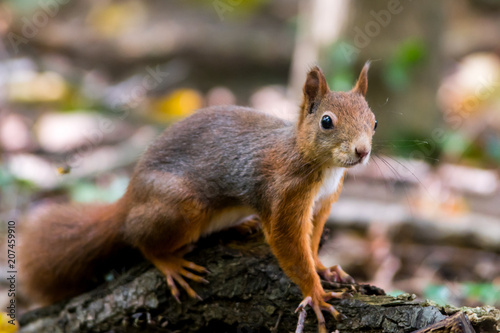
<box><xmin>351</xmin><ymin>133</ymin><xmax>372</xmax><ymax>165</ymax></box>
<box><xmin>355</xmin><ymin>147</ymin><xmax>370</xmax><ymax>159</ymax></box>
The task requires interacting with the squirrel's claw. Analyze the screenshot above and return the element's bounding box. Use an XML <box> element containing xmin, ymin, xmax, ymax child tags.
<box><xmin>233</xmin><ymin>215</ymin><xmax>261</xmax><ymax>235</ymax></box>
<box><xmin>323</xmin><ymin>290</ymin><xmax>352</xmax><ymax>301</ymax></box>
<box><xmin>171</xmin><ymin>273</ymin><xmax>203</xmax><ymax>301</ymax></box>
<box><xmin>320</xmin><ymin>292</ymin><xmax>347</xmax><ymax>320</ymax></box>
<box><xmin>295</xmin><ymin>293</ymin><xmax>346</xmax><ymax>333</ymax></box>
<box><xmin>320</xmin><ymin>302</ymin><xmax>346</xmax><ymax>322</ymax></box>
<box><xmin>319</xmin><ymin>264</ymin><xmax>355</xmax><ymax>284</ymax></box>
<box><xmin>295</xmin><ymin>296</ymin><xmax>313</xmax><ymax>313</ymax></box>
<box><xmin>149</xmin><ymin>255</ymin><xmax>208</xmax><ymax>302</ymax></box>
<box><xmin>179</xmin><ymin>268</ymin><xmax>209</xmax><ymax>284</ymax></box>
<box><xmin>165</xmin><ymin>274</ymin><xmax>181</xmax><ymax>303</ymax></box>
<box><xmin>331</xmin><ymin>264</ymin><xmax>355</xmax><ymax>284</ymax></box>
<box><xmin>182</xmin><ymin>259</ymin><xmax>210</xmax><ymax>274</ymax></box>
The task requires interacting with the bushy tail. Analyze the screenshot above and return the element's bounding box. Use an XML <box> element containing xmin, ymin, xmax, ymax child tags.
<box><xmin>19</xmin><ymin>201</ymin><xmax>127</xmax><ymax>305</ymax></box>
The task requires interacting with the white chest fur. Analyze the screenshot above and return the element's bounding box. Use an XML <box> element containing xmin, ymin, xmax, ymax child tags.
<box><xmin>314</xmin><ymin>167</ymin><xmax>345</xmax><ymax>208</ymax></box>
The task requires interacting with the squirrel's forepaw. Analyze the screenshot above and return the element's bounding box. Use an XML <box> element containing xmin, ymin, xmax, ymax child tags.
<box><xmin>318</xmin><ymin>264</ymin><xmax>355</xmax><ymax>284</ymax></box>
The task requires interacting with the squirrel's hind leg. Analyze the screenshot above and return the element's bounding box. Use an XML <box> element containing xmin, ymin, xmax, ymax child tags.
<box><xmin>144</xmin><ymin>248</ymin><xmax>209</xmax><ymax>303</ymax></box>
<box><xmin>232</xmin><ymin>214</ymin><xmax>261</xmax><ymax>235</ymax></box>
<box><xmin>127</xmin><ymin>194</ymin><xmax>211</xmax><ymax>302</ymax></box>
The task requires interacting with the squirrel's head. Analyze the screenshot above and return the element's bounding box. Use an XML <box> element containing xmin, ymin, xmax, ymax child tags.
<box><xmin>298</xmin><ymin>62</ymin><xmax>376</xmax><ymax>168</ymax></box>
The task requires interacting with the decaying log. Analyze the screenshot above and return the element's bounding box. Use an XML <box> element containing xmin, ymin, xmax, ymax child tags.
<box><xmin>19</xmin><ymin>230</ymin><xmax>500</xmax><ymax>333</ymax></box>
<box><xmin>413</xmin><ymin>312</ymin><xmax>475</xmax><ymax>333</ymax></box>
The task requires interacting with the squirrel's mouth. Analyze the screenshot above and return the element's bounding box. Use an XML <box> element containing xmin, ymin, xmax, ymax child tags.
<box><xmin>343</xmin><ymin>157</ymin><xmax>365</xmax><ymax>167</ymax></box>
<box><xmin>343</xmin><ymin>152</ymin><xmax>371</xmax><ymax>167</ymax></box>
<box><xmin>336</xmin><ymin>152</ymin><xmax>370</xmax><ymax>168</ymax></box>
<box><xmin>343</xmin><ymin>160</ymin><xmax>360</xmax><ymax>167</ymax></box>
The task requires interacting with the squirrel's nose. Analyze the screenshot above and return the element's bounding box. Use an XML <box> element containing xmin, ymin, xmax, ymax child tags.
<box><xmin>355</xmin><ymin>147</ymin><xmax>370</xmax><ymax>159</ymax></box>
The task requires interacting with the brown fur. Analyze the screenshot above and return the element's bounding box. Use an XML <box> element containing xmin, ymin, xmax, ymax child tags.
<box><xmin>19</xmin><ymin>201</ymin><xmax>128</xmax><ymax>305</ymax></box>
<box><xmin>19</xmin><ymin>63</ymin><xmax>376</xmax><ymax>329</ymax></box>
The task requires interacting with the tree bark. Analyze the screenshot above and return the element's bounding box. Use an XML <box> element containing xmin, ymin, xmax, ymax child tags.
<box><xmin>19</xmin><ymin>231</ymin><xmax>500</xmax><ymax>333</ymax></box>
<box><xmin>413</xmin><ymin>312</ymin><xmax>475</xmax><ymax>333</ymax></box>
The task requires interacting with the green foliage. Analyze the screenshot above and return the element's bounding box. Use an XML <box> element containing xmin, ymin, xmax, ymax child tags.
<box><xmin>190</xmin><ymin>0</ymin><xmax>270</xmax><ymax>21</ymax></box>
<box><xmin>0</xmin><ymin>166</ymin><xmax>37</xmax><ymax>192</ymax></box>
<box><xmin>424</xmin><ymin>283</ymin><xmax>500</xmax><ymax>307</ymax></box>
<box><xmin>4</xmin><ymin>0</ymin><xmax>47</xmax><ymax>13</ymax></box>
<box><xmin>463</xmin><ymin>283</ymin><xmax>500</xmax><ymax>306</ymax></box>
<box><xmin>383</xmin><ymin>39</ymin><xmax>427</xmax><ymax>91</ymax></box>
<box><xmin>325</xmin><ymin>41</ymin><xmax>358</xmax><ymax>92</ymax></box>
<box><xmin>424</xmin><ymin>284</ymin><xmax>455</xmax><ymax>306</ymax></box>
<box><xmin>441</xmin><ymin>130</ymin><xmax>500</xmax><ymax>166</ymax></box>
<box><xmin>486</xmin><ymin>134</ymin><xmax>500</xmax><ymax>163</ymax></box>
<box><xmin>325</xmin><ymin>39</ymin><xmax>427</xmax><ymax>93</ymax></box>
<box><xmin>442</xmin><ymin>131</ymin><xmax>470</xmax><ymax>157</ymax></box>
<box><xmin>379</xmin><ymin>131</ymin><xmax>440</xmax><ymax>165</ymax></box>
<box><xmin>0</xmin><ymin>166</ymin><xmax>14</xmax><ymax>188</ymax></box>
<box><xmin>69</xmin><ymin>176</ymin><xmax>128</xmax><ymax>203</ymax></box>
<box><xmin>387</xmin><ymin>290</ymin><xmax>406</xmax><ymax>297</ymax></box>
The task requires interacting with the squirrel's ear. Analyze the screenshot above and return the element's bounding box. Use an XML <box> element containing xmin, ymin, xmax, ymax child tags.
<box><xmin>303</xmin><ymin>66</ymin><xmax>329</xmax><ymax>114</ymax></box>
<box><xmin>352</xmin><ymin>61</ymin><xmax>370</xmax><ymax>97</ymax></box>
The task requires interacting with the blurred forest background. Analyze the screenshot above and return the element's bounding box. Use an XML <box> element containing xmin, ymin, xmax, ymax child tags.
<box><xmin>0</xmin><ymin>0</ymin><xmax>500</xmax><ymax>320</ymax></box>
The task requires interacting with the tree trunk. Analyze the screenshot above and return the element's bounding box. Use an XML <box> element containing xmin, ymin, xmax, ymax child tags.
<box><xmin>19</xmin><ymin>230</ymin><xmax>500</xmax><ymax>333</ymax></box>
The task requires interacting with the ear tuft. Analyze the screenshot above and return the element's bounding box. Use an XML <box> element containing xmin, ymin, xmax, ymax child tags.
<box><xmin>303</xmin><ymin>66</ymin><xmax>328</xmax><ymax>113</ymax></box>
<box><xmin>353</xmin><ymin>61</ymin><xmax>371</xmax><ymax>97</ymax></box>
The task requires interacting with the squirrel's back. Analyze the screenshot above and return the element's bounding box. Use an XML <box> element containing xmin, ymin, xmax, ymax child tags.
<box><xmin>132</xmin><ymin>106</ymin><xmax>295</xmax><ymax>208</ymax></box>
<box><xmin>142</xmin><ymin>106</ymin><xmax>292</xmax><ymax>172</ymax></box>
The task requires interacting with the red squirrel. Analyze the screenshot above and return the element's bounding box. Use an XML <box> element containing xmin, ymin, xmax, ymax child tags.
<box><xmin>19</xmin><ymin>62</ymin><xmax>376</xmax><ymax>332</ymax></box>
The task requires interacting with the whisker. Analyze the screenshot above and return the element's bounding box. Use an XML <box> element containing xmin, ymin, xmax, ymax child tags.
<box><xmin>373</xmin><ymin>147</ymin><xmax>440</xmax><ymax>164</ymax></box>
<box><xmin>374</xmin><ymin>155</ymin><xmax>415</xmax><ymax>217</ymax></box>
<box><xmin>371</xmin><ymin>139</ymin><xmax>440</xmax><ymax>164</ymax></box>
<box><xmin>374</xmin><ymin>155</ymin><xmax>399</xmax><ymax>181</ymax></box>
<box><xmin>418</xmin><ymin>155</ymin><xmax>440</xmax><ymax>163</ymax></box>
<box><xmin>373</xmin><ymin>143</ymin><xmax>429</xmax><ymax>148</ymax></box>
<box><xmin>375</xmin><ymin>139</ymin><xmax>429</xmax><ymax>143</ymax></box>
<box><xmin>369</xmin><ymin>157</ymin><xmax>391</xmax><ymax>199</ymax></box>
<box><xmin>378</xmin><ymin>154</ymin><xmax>432</xmax><ymax>197</ymax></box>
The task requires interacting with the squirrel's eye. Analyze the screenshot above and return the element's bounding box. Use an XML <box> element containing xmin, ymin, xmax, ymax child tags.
<box><xmin>374</xmin><ymin>120</ymin><xmax>378</xmax><ymax>131</ymax></box>
<box><xmin>321</xmin><ymin>115</ymin><xmax>334</xmax><ymax>129</ymax></box>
